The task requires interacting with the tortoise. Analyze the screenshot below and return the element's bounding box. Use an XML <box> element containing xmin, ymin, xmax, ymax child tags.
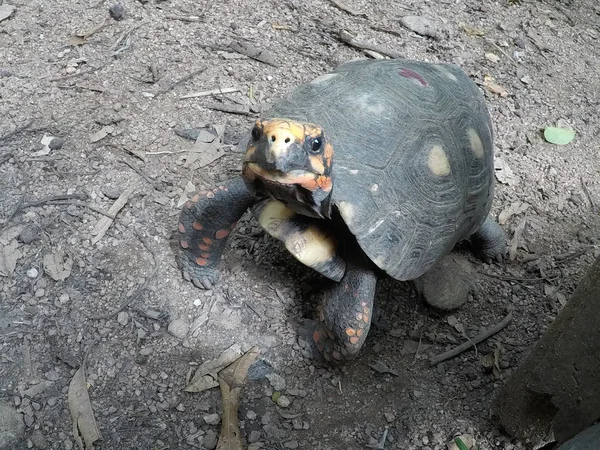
<box><xmin>177</xmin><ymin>58</ymin><xmax>506</xmax><ymax>363</ymax></box>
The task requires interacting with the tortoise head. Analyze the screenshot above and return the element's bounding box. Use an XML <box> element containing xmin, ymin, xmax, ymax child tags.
<box><xmin>242</xmin><ymin>119</ymin><xmax>334</xmax><ymax>219</ymax></box>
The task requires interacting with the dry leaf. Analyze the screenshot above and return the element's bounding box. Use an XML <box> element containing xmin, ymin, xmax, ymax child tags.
<box><xmin>89</xmin><ymin>125</ymin><xmax>115</xmax><ymax>143</ymax></box>
<box><xmin>228</xmin><ymin>41</ymin><xmax>279</xmax><ymax>67</ymax></box>
<box><xmin>485</xmin><ymin>52</ymin><xmax>500</xmax><ymax>63</ymax></box>
<box><xmin>494</xmin><ymin>157</ymin><xmax>517</xmax><ymax>186</ymax></box>
<box><xmin>184</xmin><ymin>128</ymin><xmax>226</xmax><ymax>168</ymax></box>
<box><xmin>461</xmin><ymin>23</ymin><xmax>485</xmax><ymax>36</ymax></box>
<box><xmin>43</xmin><ymin>249</ymin><xmax>73</xmax><ymax>281</ymax></box>
<box><xmin>184</xmin><ymin>344</ymin><xmax>242</xmax><ymax>392</ymax></box>
<box><xmin>0</xmin><ymin>225</ymin><xmax>24</xmax><ymax>246</ymax></box>
<box><xmin>68</xmin><ymin>365</ymin><xmax>101</xmax><ymax>450</ymax></box>
<box><xmin>498</xmin><ymin>201</ymin><xmax>529</xmax><ymax>225</ymax></box>
<box><xmin>91</xmin><ymin>187</ymin><xmax>134</xmax><ymax>245</ymax></box>
<box><xmin>0</xmin><ymin>239</ymin><xmax>22</xmax><ymax>277</ymax></box>
<box><xmin>509</xmin><ymin>217</ymin><xmax>527</xmax><ymax>261</ymax></box>
<box><xmin>216</xmin><ymin>347</ymin><xmax>260</xmax><ymax>450</ymax></box>
<box><xmin>68</xmin><ymin>20</ymin><xmax>107</xmax><ymax>46</ymax></box>
<box><xmin>368</xmin><ymin>360</ymin><xmax>399</xmax><ymax>376</ymax></box>
<box><xmin>0</xmin><ymin>4</ymin><xmax>16</xmax><ymax>22</ymax></box>
<box><xmin>483</xmin><ymin>74</ymin><xmax>508</xmax><ymax>97</ymax></box>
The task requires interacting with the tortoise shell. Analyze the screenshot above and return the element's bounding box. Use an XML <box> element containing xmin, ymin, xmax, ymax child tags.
<box><xmin>256</xmin><ymin>59</ymin><xmax>495</xmax><ymax>281</ymax></box>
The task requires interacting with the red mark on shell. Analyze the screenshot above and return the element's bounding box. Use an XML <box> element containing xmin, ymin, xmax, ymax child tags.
<box><xmin>180</xmin><ymin>240</ymin><xmax>189</xmax><ymax>248</ymax></box>
<box><xmin>195</xmin><ymin>257</ymin><xmax>208</xmax><ymax>266</ymax></box>
<box><xmin>178</xmin><ymin>223</ymin><xmax>186</xmax><ymax>233</ymax></box>
<box><xmin>399</xmin><ymin>68</ymin><xmax>428</xmax><ymax>86</ymax></box>
<box><xmin>215</xmin><ymin>229</ymin><xmax>230</xmax><ymax>239</ymax></box>
<box><xmin>192</xmin><ymin>221</ymin><xmax>203</xmax><ymax>231</ymax></box>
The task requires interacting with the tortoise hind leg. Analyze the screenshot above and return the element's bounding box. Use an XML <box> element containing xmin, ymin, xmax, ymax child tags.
<box><xmin>470</xmin><ymin>216</ymin><xmax>507</xmax><ymax>263</ymax></box>
<box><xmin>301</xmin><ymin>266</ymin><xmax>377</xmax><ymax>363</ymax></box>
<box><xmin>178</xmin><ymin>177</ymin><xmax>255</xmax><ymax>289</ymax></box>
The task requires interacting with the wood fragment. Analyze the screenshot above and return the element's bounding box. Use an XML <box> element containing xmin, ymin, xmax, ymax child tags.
<box><xmin>112</xmin><ymin>20</ymin><xmax>149</xmax><ymax>51</ymax></box>
<box><xmin>165</xmin><ymin>14</ymin><xmax>201</xmax><ymax>22</ymax></box>
<box><xmin>69</xmin><ymin>20</ymin><xmax>108</xmax><ymax>46</ymax></box>
<box><xmin>0</xmin><ymin>119</ymin><xmax>34</xmax><ymax>142</ymax></box>
<box><xmin>153</xmin><ymin>67</ymin><xmax>207</xmax><ymax>98</ymax></box>
<box><xmin>327</xmin><ymin>0</ymin><xmax>368</xmax><ymax>17</ymax></box>
<box><xmin>580</xmin><ymin>176</ymin><xmax>597</xmax><ymax>212</ymax></box>
<box><xmin>180</xmin><ymin>87</ymin><xmax>240</xmax><ymax>100</ymax></box>
<box><xmin>228</xmin><ymin>41</ymin><xmax>279</xmax><ymax>67</ymax></box>
<box><xmin>336</xmin><ymin>30</ymin><xmax>402</xmax><ymax>59</ymax></box>
<box><xmin>91</xmin><ymin>187</ymin><xmax>134</xmax><ymax>245</ymax></box>
<box><xmin>429</xmin><ymin>312</ymin><xmax>513</xmax><ymax>366</ymax></box>
<box><xmin>488</xmin><ymin>40</ymin><xmax>518</xmax><ymax>66</ymax></box>
<box><xmin>206</xmin><ymin>102</ymin><xmax>252</xmax><ymax>116</ymax></box>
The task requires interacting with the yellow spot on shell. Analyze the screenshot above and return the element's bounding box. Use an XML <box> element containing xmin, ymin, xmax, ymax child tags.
<box><xmin>427</xmin><ymin>145</ymin><xmax>451</xmax><ymax>176</ymax></box>
<box><xmin>337</xmin><ymin>201</ymin><xmax>354</xmax><ymax>225</ymax></box>
<box><xmin>468</xmin><ymin>128</ymin><xmax>484</xmax><ymax>158</ymax></box>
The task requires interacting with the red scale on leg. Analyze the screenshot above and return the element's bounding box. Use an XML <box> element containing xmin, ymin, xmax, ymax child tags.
<box><xmin>192</xmin><ymin>221</ymin><xmax>203</xmax><ymax>230</ymax></box>
<box><xmin>215</xmin><ymin>229</ymin><xmax>230</xmax><ymax>239</ymax></box>
<box><xmin>178</xmin><ymin>223</ymin><xmax>186</xmax><ymax>233</ymax></box>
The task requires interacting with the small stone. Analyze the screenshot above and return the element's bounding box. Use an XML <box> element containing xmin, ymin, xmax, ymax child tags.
<box><xmin>520</xmin><ymin>75</ymin><xmax>532</xmax><ymax>84</ymax></box>
<box><xmin>203</xmin><ymin>430</ymin><xmax>218</xmax><ymax>450</ymax></box>
<box><xmin>35</xmin><ymin>288</ymin><xmax>45</xmax><ymax>298</ymax></box>
<box><xmin>47</xmin><ymin>397</ymin><xmax>57</xmax><ymax>407</ymax></box>
<box><xmin>100</xmin><ymin>186</ymin><xmax>122</xmax><ymax>200</ymax></box>
<box><xmin>248</xmin><ymin>430</ymin><xmax>261</xmax><ymax>443</ymax></box>
<box><xmin>0</xmin><ymin>401</ymin><xmax>25</xmax><ymax>447</ymax></box>
<box><xmin>18</xmin><ymin>225</ymin><xmax>42</xmax><ymax>244</ymax></box>
<box><xmin>117</xmin><ymin>311</ymin><xmax>129</xmax><ymax>326</ymax></box>
<box><xmin>284</xmin><ymin>440</ymin><xmax>299</xmax><ymax>449</ymax></box>
<box><xmin>246</xmin><ymin>410</ymin><xmax>257</xmax><ymax>420</ymax></box>
<box><xmin>109</xmin><ymin>3</ymin><xmax>124</xmax><ymax>20</ymax></box>
<box><xmin>265</xmin><ymin>373</ymin><xmax>286</xmax><ymax>391</ymax></box>
<box><xmin>63</xmin><ymin>440</ymin><xmax>73</xmax><ymax>450</ymax></box>
<box><xmin>400</xmin><ymin>15</ymin><xmax>440</xmax><ymax>39</ymax></box>
<box><xmin>372</xmin><ymin>343</ymin><xmax>382</xmax><ymax>353</ymax></box>
<box><xmin>193</xmin><ymin>298</ymin><xmax>202</xmax><ymax>307</ymax></box>
<box><xmin>30</xmin><ymin>429</ymin><xmax>46</xmax><ymax>448</ymax></box>
<box><xmin>384</xmin><ymin>412</ymin><xmax>395</xmax><ymax>423</ymax></box>
<box><xmin>422</xmin><ymin>435</ymin><xmax>429</xmax><ymax>445</ymax></box>
<box><xmin>485</xmin><ymin>53</ymin><xmax>500</xmax><ymax>63</ymax></box>
<box><xmin>26</xmin><ymin>268</ymin><xmax>38</xmax><ymax>278</ymax></box>
<box><xmin>48</xmin><ymin>137</ymin><xmax>65</xmax><ymax>150</ymax></box>
<box><xmin>168</xmin><ymin>318</ymin><xmax>189</xmax><ymax>339</ymax></box>
<box><xmin>65</xmin><ymin>66</ymin><xmax>77</xmax><ymax>74</ymax></box>
<box><xmin>276</xmin><ymin>395</ymin><xmax>291</xmax><ymax>408</ymax></box>
<box><xmin>203</xmin><ymin>413</ymin><xmax>221</xmax><ymax>425</ymax></box>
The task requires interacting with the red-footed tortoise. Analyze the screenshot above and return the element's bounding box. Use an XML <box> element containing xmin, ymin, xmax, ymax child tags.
<box><xmin>178</xmin><ymin>58</ymin><xmax>506</xmax><ymax>363</ymax></box>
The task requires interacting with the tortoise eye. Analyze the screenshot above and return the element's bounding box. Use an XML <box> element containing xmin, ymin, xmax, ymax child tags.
<box><xmin>310</xmin><ymin>137</ymin><xmax>323</xmax><ymax>154</ymax></box>
<box><xmin>251</xmin><ymin>126</ymin><xmax>261</xmax><ymax>141</ymax></box>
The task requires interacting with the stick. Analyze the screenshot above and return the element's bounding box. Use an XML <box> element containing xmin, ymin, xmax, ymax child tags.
<box><xmin>165</xmin><ymin>14</ymin><xmax>201</xmax><ymax>22</ymax></box>
<box><xmin>50</xmin><ymin>60</ymin><xmax>112</xmax><ymax>82</ymax></box>
<box><xmin>153</xmin><ymin>67</ymin><xmax>207</xmax><ymax>98</ymax></box>
<box><xmin>91</xmin><ymin>187</ymin><xmax>134</xmax><ymax>245</ymax></box>
<box><xmin>206</xmin><ymin>103</ymin><xmax>252</xmax><ymax>115</ymax></box>
<box><xmin>336</xmin><ymin>30</ymin><xmax>402</xmax><ymax>59</ymax></box>
<box><xmin>429</xmin><ymin>312</ymin><xmax>513</xmax><ymax>366</ymax></box>
<box><xmin>580</xmin><ymin>176</ymin><xmax>597</xmax><ymax>212</ymax></box>
<box><xmin>85</xmin><ymin>233</ymin><xmax>158</xmax><ymax>320</ymax></box>
<box><xmin>179</xmin><ymin>87</ymin><xmax>240</xmax><ymax>99</ymax></box>
<box><xmin>327</xmin><ymin>0</ymin><xmax>367</xmax><ymax>17</ymax></box>
<box><xmin>0</xmin><ymin>119</ymin><xmax>34</xmax><ymax>142</ymax></box>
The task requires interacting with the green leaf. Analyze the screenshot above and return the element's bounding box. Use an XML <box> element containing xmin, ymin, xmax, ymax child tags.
<box><xmin>544</xmin><ymin>126</ymin><xmax>575</xmax><ymax>145</ymax></box>
<box><xmin>455</xmin><ymin>437</ymin><xmax>470</xmax><ymax>450</ymax></box>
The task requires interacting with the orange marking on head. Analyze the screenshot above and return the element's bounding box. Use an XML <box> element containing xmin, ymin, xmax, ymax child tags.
<box><xmin>199</xmin><ymin>243</ymin><xmax>210</xmax><ymax>251</ymax></box>
<box><xmin>191</xmin><ymin>194</ymin><xmax>200</xmax><ymax>203</ymax></box>
<box><xmin>178</xmin><ymin>223</ymin><xmax>186</xmax><ymax>233</ymax></box>
<box><xmin>180</xmin><ymin>241</ymin><xmax>189</xmax><ymax>248</ymax></box>
<box><xmin>200</xmin><ymin>252</ymin><xmax>210</xmax><ymax>258</ymax></box>
<box><xmin>203</xmin><ymin>237</ymin><xmax>214</xmax><ymax>245</ymax></box>
<box><xmin>206</xmin><ymin>191</ymin><xmax>215</xmax><ymax>199</ymax></box>
<box><xmin>349</xmin><ymin>336</ymin><xmax>359</xmax><ymax>345</ymax></box>
<box><xmin>192</xmin><ymin>221</ymin><xmax>203</xmax><ymax>231</ymax></box>
<box><xmin>195</xmin><ymin>257</ymin><xmax>208</xmax><ymax>266</ymax></box>
<box><xmin>215</xmin><ymin>229</ymin><xmax>230</xmax><ymax>239</ymax></box>
<box><xmin>345</xmin><ymin>327</ymin><xmax>356</xmax><ymax>336</ymax></box>
<box><xmin>309</xmin><ymin>154</ymin><xmax>325</xmax><ymax>174</ymax></box>
<box><xmin>316</xmin><ymin>175</ymin><xmax>332</xmax><ymax>192</ymax></box>
<box><xmin>261</xmin><ymin>119</ymin><xmax>307</xmax><ymax>143</ymax></box>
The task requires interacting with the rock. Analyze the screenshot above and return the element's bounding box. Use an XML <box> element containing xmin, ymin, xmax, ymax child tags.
<box><xmin>203</xmin><ymin>413</ymin><xmax>221</xmax><ymax>425</ymax></box>
<box><xmin>265</xmin><ymin>373</ymin><xmax>286</xmax><ymax>391</ymax></box>
<box><xmin>276</xmin><ymin>395</ymin><xmax>291</xmax><ymax>408</ymax></box>
<box><xmin>48</xmin><ymin>137</ymin><xmax>65</xmax><ymax>150</ymax></box>
<box><xmin>203</xmin><ymin>430</ymin><xmax>218</xmax><ymax>450</ymax></box>
<box><xmin>30</xmin><ymin>429</ymin><xmax>46</xmax><ymax>449</ymax></box>
<box><xmin>26</xmin><ymin>268</ymin><xmax>38</xmax><ymax>278</ymax></box>
<box><xmin>248</xmin><ymin>430</ymin><xmax>261</xmax><ymax>443</ymax></box>
<box><xmin>399</xmin><ymin>15</ymin><xmax>440</xmax><ymax>39</ymax></box>
<box><xmin>167</xmin><ymin>318</ymin><xmax>189</xmax><ymax>339</ymax></box>
<box><xmin>0</xmin><ymin>401</ymin><xmax>25</xmax><ymax>449</ymax></box>
<box><xmin>18</xmin><ymin>225</ymin><xmax>42</xmax><ymax>244</ymax></box>
<box><xmin>117</xmin><ymin>311</ymin><xmax>129</xmax><ymax>326</ymax></box>
<box><xmin>414</xmin><ymin>254</ymin><xmax>474</xmax><ymax>311</ymax></box>
<box><xmin>109</xmin><ymin>3</ymin><xmax>124</xmax><ymax>20</ymax></box>
<box><xmin>284</xmin><ymin>440</ymin><xmax>299</xmax><ymax>449</ymax></box>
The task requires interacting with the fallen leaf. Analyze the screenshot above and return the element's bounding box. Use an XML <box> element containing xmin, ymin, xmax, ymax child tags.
<box><xmin>68</xmin><ymin>365</ymin><xmax>101</xmax><ymax>450</ymax></box>
<box><xmin>0</xmin><ymin>225</ymin><xmax>24</xmax><ymax>246</ymax></box>
<box><xmin>544</xmin><ymin>126</ymin><xmax>575</xmax><ymax>146</ymax></box>
<box><xmin>494</xmin><ymin>157</ymin><xmax>518</xmax><ymax>186</ymax></box>
<box><xmin>184</xmin><ymin>344</ymin><xmax>243</xmax><ymax>392</ymax></box>
<box><xmin>0</xmin><ymin>239</ymin><xmax>22</xmax><ymax>277</ymax></box>
<box><xmin>509</xmin><ymin>217</ymin><xmax>527</xmax><ymax>261</ymax></box>
<box><xmin>461</xmin><ymin>23</ymin><xmax>485</xmax><ymax>36</ymax></box>
<box><xmin>400</xmin><ymin>15</ymin><xmax>440</xmax><ymax>39</ymax></box>
<box><xmin>185</xmin><ymin>128</ymin><xmax>226</xmax><ymax>168</ymax></box>
<box><xmin>483</xmin><ymin>75</ymin><xmax>508</xmax><ymax>97</ymax></box>
<box><xmin>498</xmin><ymin>201</ymin><xmax>529</xmax><ymax>225</ymax></box>
<box><xmin>368</xmin><ymin>360</ymin><xmax>399</xmax><ymax>376</ymax></box>
<box><xmin>68</xmin><ymin>20</ymin><xmax>107</xmax><ymax>46</ymax></box>
<box><xmin>89</xmin><ymin>125</ymin><xmax>115</xmax><ymax>143</ymax></box>
<box><xmin>228</xmin><ymin>41</ymin><xmax>278</xmax><ymax>67</ymax></box>
<box><xmin>43</xmin><ymin>249</ymin><xmax>73</xmax><ymax>281</ymax></box>
<box><xmin>177</xmin><ymin>181</ymin><xmax>196</xmax><ymax>208</ymax></box>
<box><xmin>0</xmin><ymin>4</ymin><xmax>16</xmax><ymax>22</ymax></box>
<box><xmin>217</xmin><ymin>347</ymin><xmax>260</xmax><ymax>450</ymax></box>
<box><xmin>91</xmin><ymin>187</ymin><xmax>134</xmax><ymax>245</ymax></box>
<box><xmin>447</xmin><ymin>315</ymin><xmax>465</xmax><ymax>334</ymax></box>
<box><xmin>485</xmin><ymin>52</ymin><xmax>500</xmax><ymax>63</ymax></box>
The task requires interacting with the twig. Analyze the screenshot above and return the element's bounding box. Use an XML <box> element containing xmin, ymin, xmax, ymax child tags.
<box><xmin>41</xmin><ymin>200</ymin><xmax>115</xmax><ymax>219</ymax></box>
<box><xmin>50</xmin><ymin>60</ymin><xmax>112</xmax><ymax>82</ymax></box>
<box><xmin>555</xmin><ymin>246</ymin><xmax>593</xmax><ymax>263</ymax></box>
<box><xmin>580</xmin><ymin>176</ymin><xmax>597</xmax><ymax>212</ymax></box>
<box><xmin>206</xmin><ymin>102</ymin><xmax>252</xmax><ymax>115</ymax></box>
<box><xmin>327</xmin><ymin>0</ymin><xmax>367</xmax><ymax>17</ymax></box>
<box><xmin>366</xmin><ymin>426</ymin><xmax>389</xmax><ymax>449</ymax></box>
<box><xmin>146</xmin><ymin>150</ymin><xmax>188</xmax><ymax>155</ymax></box>
<box><xmin>179</xmin><ymin>87</ymin><xmax>240</xmax><ymax>100</ymax></box>
<box><xmin>165</xmin><ymin>14</ymin><xmax>201</xmax><ymax>22</ymax></box>
<box><xmin>91</xmin><ymin>187</ymin><xmax>135</xmax><ymax>245</ymax></box>
<box><xmin>0</xmin><ymin>119</ymin><xmax>34</xmax><ymax>142</ymax></box>
<box><xmin>118</xmin><ymin>159</ymin><xmax>158</xmax><ymax>188</ymax></box>
<box><xmin>85</xmin><ymin>233</ymin><xmax>159</xmax><ymax>320</ymax></box>
<box><xmin>336</xmin><ymin>30</ymin><xmax>402</xmax><ymax>59</ymax></box>
<box><xmin>112</xmin><ymin>20</ymin><xmax>149</xmax><ymax>51</ymax></box>
<box><xmin>429</xmin><ymin>312</ymin><xmax>513</xmax><ymax>366</ymax></box>
<box><xmin>488</xmin><ymin>40</ymin><xmax>518</xmax><ymax>66</ymax></box>
<box><xmin>153</xmin><ymin>67</ymin><xmax>207</xmax><ymax>98</ymax></box>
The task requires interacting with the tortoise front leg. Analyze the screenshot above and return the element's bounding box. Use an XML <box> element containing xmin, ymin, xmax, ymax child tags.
<box><xmin>304</xmin><ymin>267</ymin><xmax>378</xmax><ymax>363</ymax></box>
<box><xmin>470</xmin><ymin>216</ymin><xmax>507</xmax><ymax>263</ymax></box>
<box><xmin>178</xmin><ymin>177</ymin><xmax>256</xmax><ymax>289</ymax></box>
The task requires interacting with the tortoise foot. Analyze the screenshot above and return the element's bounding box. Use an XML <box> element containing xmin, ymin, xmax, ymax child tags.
<box><xmin>470</xmin><ymin>216</ymin><xmax>507</xmax><ymax>264</ymax></box>
<box><xmin>182</xmin><ymin>266</ymin><xmax>220</xmax><ymax>290</ymax></box>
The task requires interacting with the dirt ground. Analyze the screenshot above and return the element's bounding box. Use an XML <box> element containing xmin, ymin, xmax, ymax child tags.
<box><xmin>1</xmin><ymin>0</ymin><xmax>600</xmax><ymax>449</ymax></box>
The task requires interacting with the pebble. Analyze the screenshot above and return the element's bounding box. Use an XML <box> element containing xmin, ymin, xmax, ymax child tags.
<box><xmin>26</xmin><ymin>268</ymin><xmax>38</xmax><ymax>278</ymax></box>
<box><xmin>117</xmin><ymin>311</ymin><xmax>129</xmax><ymax>326</ymax></box>
<box><xmin>49</xmin><ymin>137</ymin><xmax>65</xmax><ymax>150</ymax></box>
<box><xmin>203</xmin><ymin>430</ymin><xmax>218</xmax><ymax>450</ymax></box>
<box><xmin>193</xmin><ymin>298</ymin><xmax>202</xmax><ymax>307</ymax></box>
<box><xmin>35</xmin><ymin>288</ymin><xmax>45</xmax><ymax>298</ymax></box>
<box><xmin>384</xmin><ymin>412</ymin><xmax>395</xmax><ymax>423</ymax></box>
<box><xmin>284</xmin><ymin>440</ymin><xmax>299</xmax><ymax>449</ymax></box>
<box><xmin>203</xmin><ymin>413</ymin><xmax>221</xmax><ymax>425</ymax></box>
<box><xmin>265</xmin><ymin>373</ymin><xmax>286</xmax><ymax>391</ymax></box>
<box><xmin>248</xmin><ymin>430</ymin><xmax>261</xmax><ymax>443</ymax></box>
<box><xmin>109</xmin><ymin>3</ymin><xmax>124</xmax><ymax>20</ymax></box>
<box><xmin>276</xmin><ymin>395</ymin><xmax>291</xmax><ymax>408</ymax></box>
<box><xmin>246</xmin><ymin>410</ymin><xmax>257</xmax><ymax>420</ymax></box>
<box><xmin>399</xmin><ymin>15</ymin><xmax>440</xmax><ymax>39</ymax></box>
<box><xmin>65</xmin><ymin>66</ymin><xmax>77</xmax><ymax>74</ymax></box>
<box><xmin>30</xmin><ymin>429</ymin><xmax>46</xmax><ymax>449</ymax></box>
<box><xmin>167</xmin><ymin>318</ymin><xmax>189</xmax><ymax>339</ymax></box>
